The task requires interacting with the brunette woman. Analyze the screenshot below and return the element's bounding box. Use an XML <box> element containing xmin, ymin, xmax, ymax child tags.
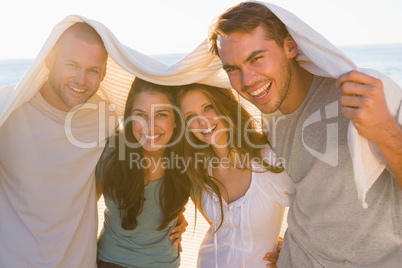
<box><xmin>96</xmin><ymin>78</ymin><xmax>190</xmax><ymax>268</ymax></box>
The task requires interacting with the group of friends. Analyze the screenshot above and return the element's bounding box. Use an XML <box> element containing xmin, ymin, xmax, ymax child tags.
<box><xmin>0</xmin><ymin>2</ymin><xmax>401</xmax><ymax>268</ymax></box>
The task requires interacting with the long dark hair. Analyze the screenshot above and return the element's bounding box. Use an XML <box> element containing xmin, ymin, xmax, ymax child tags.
<box><xmin>175</xmin><ymin>83</ymin><xmax>283</xmax><ymax>232</ymax></box>
<box><xmin>99</xmin><ymin>77</ymin><xmax>190</xmax><ymax>230</ymax></box>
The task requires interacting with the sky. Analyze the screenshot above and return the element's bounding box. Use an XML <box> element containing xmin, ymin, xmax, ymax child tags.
<box><xmin>0</xmin><ymin>0</ymin><xmax>401</xmax><ymax>60</ymax></box>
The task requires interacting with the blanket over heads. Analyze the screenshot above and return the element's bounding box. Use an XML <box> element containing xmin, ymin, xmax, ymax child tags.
<box><xmin>0</xmin><ymin>1</ymin><xmax>401</xmax><ymax>207</ymax></box>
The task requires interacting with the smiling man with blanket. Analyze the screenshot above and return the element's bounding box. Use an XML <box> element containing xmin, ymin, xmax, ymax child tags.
<box><xmin>207</xmin><ymin>1</ymin><xmax>402</xmax><ymax>267</ymax></box>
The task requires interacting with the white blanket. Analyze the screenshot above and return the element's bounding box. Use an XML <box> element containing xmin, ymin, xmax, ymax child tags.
<box><xmin>0</xmin><ymin>1</ymin><xmax>400</xmax><ymax>207</ymax></box>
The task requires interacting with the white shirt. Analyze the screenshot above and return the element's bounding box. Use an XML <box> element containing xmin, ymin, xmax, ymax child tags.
<box><xmin>197</xmin><ymin>148</ymin><xmax>295</xmax><ymax>268</ymax></box>
<box><xmin>0</xmin><ymin>93</ymin><xmax>115</xmax><ymax>268</ymax></box>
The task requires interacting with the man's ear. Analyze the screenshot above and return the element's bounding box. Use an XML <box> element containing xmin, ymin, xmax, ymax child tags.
<box><xmin>284</xmin><ymin>34</ymin><xmax>298</xmax><ymax>59</ymax></box>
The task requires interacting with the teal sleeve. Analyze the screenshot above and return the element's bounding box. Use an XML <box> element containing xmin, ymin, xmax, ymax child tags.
<box><xmin>96</xmin><ymin>143</ymin><xmax>116</xmax><ymax>183</ymax></box>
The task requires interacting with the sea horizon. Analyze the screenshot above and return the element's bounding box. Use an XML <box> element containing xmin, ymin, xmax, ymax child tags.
<box><xmin>1</xmin><ymin>43</ymin><xmax>402</xmax><ymax>88</ymax></box>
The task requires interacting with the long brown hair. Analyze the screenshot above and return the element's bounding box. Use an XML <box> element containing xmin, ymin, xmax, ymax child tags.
<box><xmin>99</xmin><ymin>78</ymin><xmax>190</xmax><ymax>231</ymax></box>
<box><xmin>175</xmin><ymin>84</ymin><xmax>283</xmax><ymax>232</ymax></box>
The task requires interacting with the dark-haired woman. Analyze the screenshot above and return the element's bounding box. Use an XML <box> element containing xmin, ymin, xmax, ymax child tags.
<box><xmin>95</xmin><ymin>78</ymin><xmax>191</xmax><ymax>268</ymax></box>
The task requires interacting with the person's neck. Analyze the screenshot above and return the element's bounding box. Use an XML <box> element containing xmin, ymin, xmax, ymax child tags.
<box><xmin>279</xmin><ymin>63</ymin><xmax>314</xmax><ymax>115</ymax></box>
<box><xmin>142</xmin><ymin>148</ymin><xmax>165</xmax><ymax>162</ymax></box>
<box><xmin>211</xmin><ymin>146</ymin><xmax>245</xmax><ymax>170</ymax></box>
<box><xmin>142</xmin><ymin>148</ymin><xmax>166</xmax><ymax>182</ymax></box>
<box><xmin>212</xmin><ymin>145</ymin><xmax>229</xmax><ymax>160</ymax></box>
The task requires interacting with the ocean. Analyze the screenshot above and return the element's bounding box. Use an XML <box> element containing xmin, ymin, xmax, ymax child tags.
<box><xmin>1</xmin><ymin>44</ymin><xmax>402</xmax><ymax>88</ymax></box>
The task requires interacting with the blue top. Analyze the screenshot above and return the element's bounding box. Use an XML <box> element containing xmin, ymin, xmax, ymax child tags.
<box><xmin>96</xmin><ymin>146</ymin><xmax>180</xmax><ymax>268</ymax></box>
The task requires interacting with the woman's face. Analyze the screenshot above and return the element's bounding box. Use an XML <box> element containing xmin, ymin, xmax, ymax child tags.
<box><xmin>179</xmin><ymin>89</ymin><xmax>228</xmax><ymax>148</ymax></box>
<box><xmin>131</xmin><ymin>91</ymin><xmax>176</xmax><ymax>152</ymax></box>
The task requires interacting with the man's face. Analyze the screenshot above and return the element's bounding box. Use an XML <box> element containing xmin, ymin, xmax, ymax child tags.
<box><xmin>44</xmin><ymin>35</ymin><xmax>108</xmax><ymax>111</ymax></box>
<box><xmin>217</xmin><ymin>25</ymin><xmax>295</xmax><ymax>114</ymax></box>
